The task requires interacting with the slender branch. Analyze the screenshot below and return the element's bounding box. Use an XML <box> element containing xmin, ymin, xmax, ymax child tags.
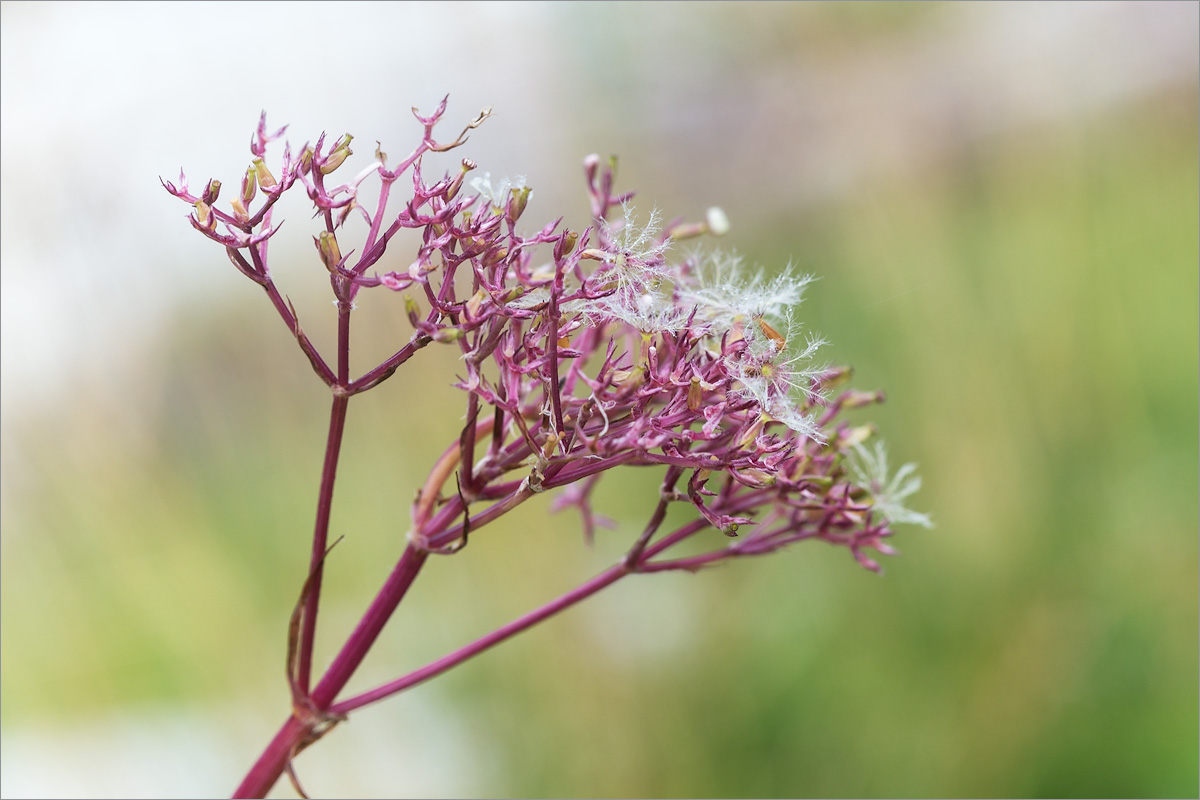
<box><xmin>329</xmin><ymin>556</ymin><xmax>629</xmax><ymax>715</ymax></box>
<box><xmin>336</xmin><ymin>301</ymin><xmax>351</xmax><ymax>385</ymax></box>
<box><xmin>414</xmin><ymin>438</ymin><xmax>464</xmax><ymax>533</ymax></box>
<box><xmin>345</xmin><ymin>333</ymin><xmax>432</xmax><ymax>394</ymax></box>
<box><xmin>331</xmin><ymin>511</ymin><xmax>716</xmax><ymax>718</ymax></box>
<box><xmin>295</xmin><ymin>395</ymin><xmax>350</xmax><ymax>694</ymax></box>
<box><xmin>256</xmin><ymin>276</ymin><xmax>336</xmax><ymax>386</ymax></box>
<box><xmin>545</xmin><ymin>291</ymin><xmax>566</xmax><ymax>439</ymax></box>
<box><xmin>460</xmin><ymin>393</ymin><xmax>481</xmax><ymax>494</ymax></box>
<box><xmin>623</xmin><ymin>467</ymin><xmax>681</xmax><ymax>568</ymax></box>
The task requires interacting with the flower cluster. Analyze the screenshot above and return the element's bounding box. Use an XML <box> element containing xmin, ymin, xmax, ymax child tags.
<box><xmin>166</xmin><ymin>98</ymin><xmax>931</xmax><ymax>797</ymax></box>
<box><xmin>163</xmin><ymin>98</ymin><xmax>929</xmax><ymax>575</ymax></box>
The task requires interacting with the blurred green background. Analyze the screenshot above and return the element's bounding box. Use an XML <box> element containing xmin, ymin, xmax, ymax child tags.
<box><xmin>2</xmin><ymin>2</ymin><xmax>1196</xmax><ymax>797</ymax></box>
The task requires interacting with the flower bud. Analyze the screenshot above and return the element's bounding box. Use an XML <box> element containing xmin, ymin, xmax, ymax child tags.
<box><xmin>433</xmin><ymin>327</ymin><xmax>464</xmax><ymax>343</ymax></box>
<box><xmin>201</xmin><ymin>179</ymin><xmax>222</xmax><ymax>205</ymax></box>
<box><xmin>505</xmin><ymin>185</ymin><xmax>531</xmax><ymax>223</ymax></box>
<box><xmin>819</xmin><ymin>366</ymin><xmax>854</xmax><ymax>389</ymax></box>
<box><xmin>665</xmin><ymin>221</ymin><xmax>707</xmax><ymax>241</ymax></box>
<box><xmin>554</xmin><ymin>230</ymin><xmax>578</xmax><ymax>262</ymax></box>
<box><xmin>299</xmin><ymin>146</ymin><xmax>314</xmax><ymax>176</ymax></box>
<box><xmin>687</xmin><ymin>377</ymin><xmax>704</xmax><ymax>413</ymax></box>
<box><xmin>405</xmin><ymin>296</ymin><xmax>422</xmax><ymax>328</ymax></box>
<box><xmin>446</xmin><ymin>158</ymin><xmax>476</xmax><ymax>202</ymax></box>
<box><xmin>465</xmin><ymin>288</ymin><xmax>488</xmax><ymax>319</ymax></box>
<box><xmin>193</xmin><ymin>199</ymin><xmax>213</xmax><ymax>228</ymax></box>
<box><xmin>316</xmin><ymin>231</ymin><xmax>342</xmax><ymax>272</ymax></box>
<box><xmin>841</xmin><ymin>389</ymin><xmax>886</xmax><ymax>409</ymax></box>
<box><xmin>229</xmin><ymin>197</ymin><xmax>250</xmax><ymax>224</ymax></box>
<box><xmin>733</xmin><ymin>468</ymin><xmax>777</xmax><ymax>489</ymax></box>
<box><xmin>320</xmin><ymin>134</ymin><xmax>353</xmax><ymax>175</ymax></box>
<box><xmin>736</xmin><ymin>414</ymin><xmax>767</xmax><ymax>448</ymax></box>
<box><xmin>241</xmin><ymin>165</ymin><xmax>257</xmax><ymax>205</ymax></box>
<box><xmin>481</xmin><ymin>246</ymin><xmax>508</xmax><ymax>269</ymax></box>
<box><xmin>252</xmin><ymin>157</ymin><xmax>278</xmax><ymax>190</ymax></box>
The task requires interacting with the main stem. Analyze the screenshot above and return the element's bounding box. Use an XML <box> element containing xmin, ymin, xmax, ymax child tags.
<box><xmin>234</xmin><ymin>545</ymin><xmax>430</xmax><ymax>798</ymax></box>
<box><xmin>296</xmin><ymin>394</ymin><xmax>348</xmax><ymax>694</ymax></box>
<box><xmin>295</xmin><ymin>303</ymin><xmax>353</xmax><ymax>693</ymax></box>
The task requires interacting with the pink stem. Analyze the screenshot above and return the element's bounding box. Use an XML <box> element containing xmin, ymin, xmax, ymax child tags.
<box><xmin>330</xmin><ymin>559</ymin><xmax>629</xmax><ymax>715</ymax></box>
<box><xmin>233</xmin><ymin>545</ymin><xmax>430</xmax><ymax>798</ymax></box>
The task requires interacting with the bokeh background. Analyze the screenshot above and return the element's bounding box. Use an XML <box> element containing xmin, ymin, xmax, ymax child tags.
<box><xmin>2</xmin><ymin>2</ymin><xmax>1197</xmax><ymax>797</ymax></box>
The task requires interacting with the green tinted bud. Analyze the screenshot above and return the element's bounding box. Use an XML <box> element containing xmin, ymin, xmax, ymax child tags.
<box><xmin>252</xmin><ymin>157</ymin><xmax>277</xmax><ymax>190</ymax></box>
<box><xmin>194</xmin><ymin>199</ymin><xmax>212</xmax><ymax>227</ymax></box>
<box><xmin>320</xmin><ymin>134</ymin><xmax>353</xmax><ymax>175</ymax></box>
<box><xmin>734</xmin><ymin>468</ymin><xmax>776</xmax><ymax>488</ymax></box>
<box><xmin>687</xmin><ymin>377</ymin><xmax>704</xmax><ymax>412</ymax></box>
<box><xmin>506</xmin><ymin>185</ymin><xmax>531</xmax><ymax>223</ymax></box>
<box><xmin>554</xmin><ymin>230</ymin><xmax>578</xmax><ymax>261</ymax></box>
<box><xmin>241</xmin><ymin>165</ymin><xmax>257</xmax><ymax>204</ymax></box>
<box><xmin>317</xmin><ymin>231</ymin><xmax>342</xmax><ymax>272</ymax></box>
<box><xmin>201</xmin><ymin>179</ymin><xmax>221</xmax><ymax>205</ymax></box>
<box><xmin>405</xmin><ymin>296</ymin><xmax>421</xmax><ymax>327</ymax></box>
<box><xmin>481</xmin><ymin>246</ymin><xmax>508</xmax><ymax>268</ymax></box>
<box><xmin>229</xmin><ymin>197</ymin><xmax>249</xmax><ymax>223</ymax></box>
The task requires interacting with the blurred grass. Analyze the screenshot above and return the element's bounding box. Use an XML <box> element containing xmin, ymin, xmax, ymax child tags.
<box><xmin>2</xmin><ymin>73</ymin><xmax>1196</xmax><ymax>800</ymax></box>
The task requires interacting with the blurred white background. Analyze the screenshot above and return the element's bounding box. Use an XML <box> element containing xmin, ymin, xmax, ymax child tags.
<box><xmin>2</xmin><ymin>2</ymin><xmax>1193</xmax><ymax>423</ymax></box>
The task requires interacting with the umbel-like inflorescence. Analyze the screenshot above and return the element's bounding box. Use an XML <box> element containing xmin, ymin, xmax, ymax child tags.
<box><xmin>165</xmin><ymin>98</ymin><xmax>929</xmax><ymax>797</ymax></box>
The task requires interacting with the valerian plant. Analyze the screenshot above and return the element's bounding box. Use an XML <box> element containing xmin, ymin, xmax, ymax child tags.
<box><xmin>163</xmin><ymin>97</ymin><xmax>930</xmax><ymax>799</ymax></box>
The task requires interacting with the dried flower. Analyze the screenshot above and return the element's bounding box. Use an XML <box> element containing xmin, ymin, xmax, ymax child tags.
<box><xmin>164</xmin><ymin>100</ymin><xmax>930</xmax><ymax>798</ymax></box>
<box><xmin>846</xmin><ymin>441</ymin><xmax>934</xmax><ymax>529</ymax></box>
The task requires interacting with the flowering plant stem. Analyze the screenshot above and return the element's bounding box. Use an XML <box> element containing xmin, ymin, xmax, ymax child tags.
<box><xmin>165</xmin><ymin>98</ymin><xmax>929</xmax><ymax>798</ymax></box>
